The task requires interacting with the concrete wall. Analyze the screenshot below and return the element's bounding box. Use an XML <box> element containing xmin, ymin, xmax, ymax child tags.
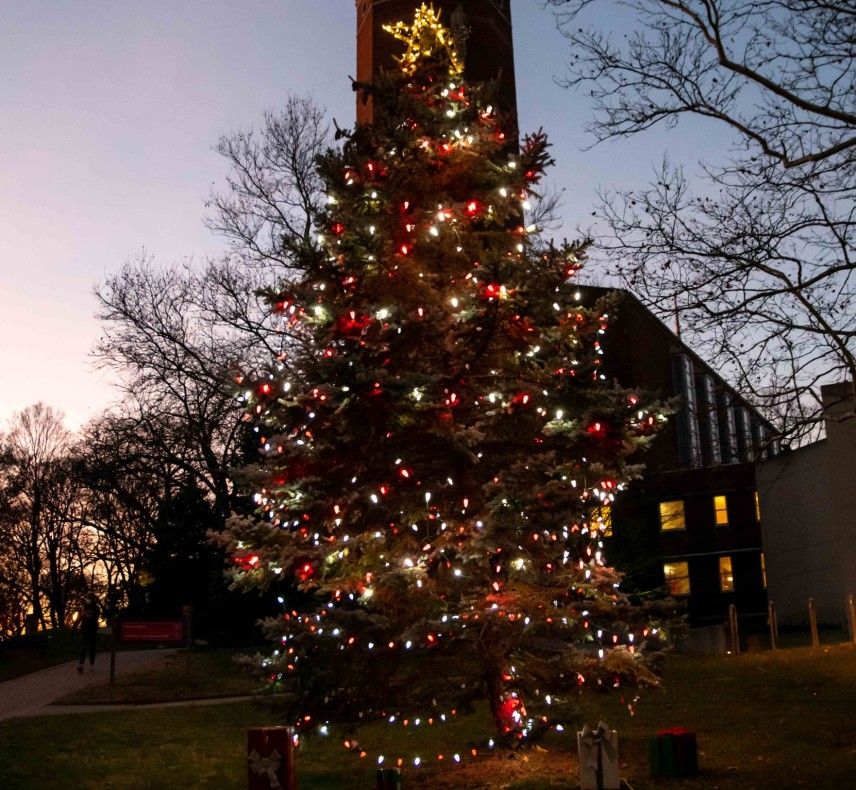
<box><xmin>757</xmin><ymin>382</ymin><xmax>856</xmax><ymax>625</ymax></box>
<box><xmin>757</xmin><ymin>440</ymin><xmax>840</xmax><ymax>624</ymax></box>
<box><xmin>823</xmin><ymin>383</ymin><xmax>856</xmax><ymax>620</ymax></box>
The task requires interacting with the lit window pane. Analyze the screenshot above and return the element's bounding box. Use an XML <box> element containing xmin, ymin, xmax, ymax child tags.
<box><xmin>659</xmin><ymin>500</ymin><xmax>685</xmax><ymax>531</ymax></box>
<box><xmin>594</xmin><ymin>504</ymin><xmax>613</xmax><ymax>537</ymax></box>
<box><xmin>760</xmin><ymin>552</ymin><xmax>767</xmax><ymax>589</ymax></box>
<box><xmin>664</xmin><ymin>561</ymin><xmax>690</xmax><ymax>596</ymax></box>
<box><xmin>719</xmin><ymin>556</ymin><xmax>734</xmax><ymax>592</ymax></box>
<box><xmin>754</xmin><ymin>491</ymin><xmax>761</xmax><ymax>523</ymax></box>
<box><xmin>714</xmin><ymin>495</ymin><xmax>729</xmax><ymax>526</ymax></box>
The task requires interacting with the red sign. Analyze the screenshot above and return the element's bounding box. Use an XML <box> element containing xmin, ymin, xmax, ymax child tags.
<box><xmin>120</xmin><ymin>620</ymin><xmax>184</xmax><ymax>643</ymax></box>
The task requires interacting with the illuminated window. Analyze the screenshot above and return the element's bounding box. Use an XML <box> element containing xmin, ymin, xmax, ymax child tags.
<box><xmin>594</xmin><ymin>504</ymin><xmax>612</xmax><ymax>537</ymax></box>
<box><xmin>713</xmin><ymin>495</ymin><xmax>729</xmax><ymax>526</ymax></box>
<box><xmin>659</xmin><ymin>500</ymin><xmax>685</xmax><ymax>531</ymax></box>
<box><xmin>760</xmin><ymin>552</ymin><xmax>767</xmax><ymax>589</ymax></box>
<box><xmin>719</xmin><ymin>556</ymin><xmax>734</xmax><ymax>592</ymax></box>
<box><xmin>754</xmin><ymin>491</ymin><xmax>761</xmax><ymax>523</ymax></box>
<box><xmin>664</xmin><ymin>561</ymin><xmax>691</xmax><ymax>596</ymax></box>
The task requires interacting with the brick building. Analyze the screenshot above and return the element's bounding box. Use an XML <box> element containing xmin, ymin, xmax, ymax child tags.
<box><xmin>355</xmin><ymin>0</ymin><xmax>517</xmax><ymax>128</ymax></box>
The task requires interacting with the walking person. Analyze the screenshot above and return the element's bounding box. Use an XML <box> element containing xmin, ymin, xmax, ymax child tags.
<box><xmin>74</xmin><ymin>593</ymin><xmax>101</xmax><ymax>673</ymax></box>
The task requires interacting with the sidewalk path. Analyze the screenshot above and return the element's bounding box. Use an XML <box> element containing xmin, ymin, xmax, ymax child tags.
<box><xmin>0</xmin><ymin>649</ymin><xmax>176</xmax><ymax>721</ymax></box>
<box><xmin>43</xmin><ymin>694</ymin><xmax>253</xmax><ymax>716</ymax></box>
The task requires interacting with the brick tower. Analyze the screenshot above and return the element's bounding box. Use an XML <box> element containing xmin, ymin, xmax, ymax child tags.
<box><xmin>355</xmin><ymin>1</ymin><xmax>518</xmax><ymax>130</ymax></box>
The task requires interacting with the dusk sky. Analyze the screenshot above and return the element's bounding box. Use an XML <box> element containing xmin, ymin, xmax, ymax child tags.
<box><xmin>0</xmin><ymin>1</ymin><xmax>725</xmax><ymax>430</ymax></box>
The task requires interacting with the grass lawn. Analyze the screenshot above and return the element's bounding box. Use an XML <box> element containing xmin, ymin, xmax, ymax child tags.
<box><xmin>1</xmin><ymin>644</ymin><xmax>854</xmax><ymax>788</ymax></box>
<box><xmin>54</xmin><ymin>649</ymin><xmax>259</xmax><ymax>705</ymax></box>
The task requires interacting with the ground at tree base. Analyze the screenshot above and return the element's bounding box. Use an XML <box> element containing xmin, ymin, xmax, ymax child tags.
<box><xmin>0</xmin><ymin>645</ymin><xmax>854</xmax><ymax>788</ymax></box>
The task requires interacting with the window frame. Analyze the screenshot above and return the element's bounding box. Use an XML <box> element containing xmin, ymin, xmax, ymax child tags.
<box><xmin>719</xmin><ymin>555</ymin><xmax>735</xmax><ymax>592</ymax></box>
<box><xmin>663</xmin><ymin>561</ymin><xmax>691</xmax><ymax>596</ymax></box>
<box><xmin>659</xmin><ymin>499</ymin><xmax>686</xmax><ymax>532</ymax></box>
<box><xmin>713</xmin><ymin>494</ymin><xmax>729</xmax><ymax>527</ymax></box>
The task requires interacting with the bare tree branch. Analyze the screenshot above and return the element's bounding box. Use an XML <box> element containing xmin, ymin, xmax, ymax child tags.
<box><xmin>549</xmin><ymin>0</ymin><xmax>855</xmax><ymax>440</ymax></box>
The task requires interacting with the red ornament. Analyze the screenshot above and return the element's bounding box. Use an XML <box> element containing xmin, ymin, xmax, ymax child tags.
<box><xmin>498</xmin><ymin>693</ymin><xmax>527</xmax><ymax>734</ymax></box>
<box><xmin>336</xmin><ymin>311</ymin><xmax>372</xmax><ymax>335</ymax></box>
<box><xmin>235</xmin><ymin>553</ymin><xmax>260</xmax><ymax>572</ymax></box>
<box><xmin>295</xmin><ymin>562</ymin><xmax>314</xmax><ymax>582</ymax></box>
<box><xmin>482</xmin><ymin>283</ymin><xmax>509</xmax><ymax>301</ymax></box>
<box><xmin>330</xmin><ymin>222</ymin><xmax>346</xmax><ymax>236</ymax></box>
<box><xmin>587</xmin><ymin>421</ymin><xmax>608</xmax><ymax>439</ymax></box>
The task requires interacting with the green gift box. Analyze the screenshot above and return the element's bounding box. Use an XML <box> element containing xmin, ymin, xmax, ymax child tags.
<box><xmin>376</xmin><ymin>767</ymin><xmax>402</xmax><ymax>789</ymax></box>
<box><xmin>649</xmin><ymin>727</ymin><xmax>698</xmax><ymax>778</ymax></box>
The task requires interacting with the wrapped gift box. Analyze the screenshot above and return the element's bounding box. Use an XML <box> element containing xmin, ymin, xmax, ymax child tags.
<box><xmin>648</xmin><ymin>727</ymin><xmax>699</xmax><ymax>778</ymax></box>
<box><xmin>247</xmin><ymin>726</ymin><xmax>296</xmax><ymax>790</ymax></box>
<box><xmin>577</xmin><ymin>722</ymin><xmax>620</xmax><ymax>790</ymax></box>
<box><xmin>376</xmin><ymin>767</ymin><xmax>402</xmax><ymax>789</ymax></box>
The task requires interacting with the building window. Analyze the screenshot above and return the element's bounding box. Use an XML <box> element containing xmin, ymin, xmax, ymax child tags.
<box><xmin>717</xmin><ymin>392</ymin><xmax>739</xmax><ymax>463</ymax></box>
<box><xmin>719</xmin><ymin>556</ymin><xmax>735</xmax><ymax>592</ymax></box>
<box><xmin>754</xmin><ymin>491</ymin><xmax>761</xmax><ymax>523</ymax></box>
<box><xmin>594</xmin><ymin>504</ymin><xmax>612</xmax><ymax>537</ymax></box>
<box><xmin>760</xmin><ymin>552</ymin><xmax>767</xmax><ymax>589</ymax></box>
<box><xmin>672</xmin><ymin>354</ymin><xmax>702</xmax><ymax>468</ymax></box>
<box><xmin>713</xmin><ymin>495</ymin><xmax>729</xmax><ymax>526</ymax></box>
<box><xmin>664</xmin><ymin>561</ymin><xmax>691</xmax><ymax>596</ymax></box>
<box><xmin>753</xmin><ymin>421</ymin><xmax>766</xmax><ymax>460</ymax></box>
<box><xmin>735</xmin><ymin>406</ymin><xmax>754</xmax><ymax>462</ymax></box>
<box><xmin>696</xmin><ymin>373</ymin><xmax>722</xmax><ymax>466</ymax></box>
<box><xmin>659</xmin><ymin>500</ymin><xmax>686</xmax><ymax>531</ymax></box>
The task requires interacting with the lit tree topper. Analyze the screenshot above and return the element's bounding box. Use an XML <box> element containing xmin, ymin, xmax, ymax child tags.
<box><xmin>383</xmin><ymin>3</ymin><xmax>463</xmax><ymax>78</ymax></box>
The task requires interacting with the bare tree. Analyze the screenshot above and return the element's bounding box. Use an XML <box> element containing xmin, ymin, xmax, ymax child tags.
<box><xmin>548</xmin><ymin>0</ymin><xmax>855</xmax><ymax>440</ymax></box>
<box><xmin>93</xmin><ymin>261</ymin><xmax>266</xmax><ymax>526</ymax></box>
<box><xmin>73</xmin><ymin>414</ymin><xmax>170</xmax><ymax>610</ymax></box>
<box><xmin>94</xmin><ymin>96</ymin><xmax>330</xmax><ymax>524</ymax></box>
<box><xmin>206</xmin><ymin>96</ymin><xmax>329</xmax><ymax>269</ymax></box>
<box><xmin>1</xmin><ymin>404</ymin><xmax>86</xmax><ymax>628</ymax></box>
<box><xmin>0</xmin><ymin>451</ymin><xmax>30</xmax><ymax>635</ymax></box>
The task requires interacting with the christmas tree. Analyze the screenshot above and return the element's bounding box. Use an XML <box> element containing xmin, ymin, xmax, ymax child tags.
<box><xmin>223</xmin><ymin>3</ymin><xmax>664</xmax><ymax>762</ymax></box>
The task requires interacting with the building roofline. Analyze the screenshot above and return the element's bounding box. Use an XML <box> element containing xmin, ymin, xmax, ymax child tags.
<box><xmin>580</xmin><ymin>285</ymin><xmax>779</xmax><ymax>434</ymax></box>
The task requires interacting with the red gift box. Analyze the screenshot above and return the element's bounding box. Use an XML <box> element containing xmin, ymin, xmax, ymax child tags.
<box><xmin>248</xmin><ymin>727</ymin><xmax>296</xmax><ymax>790</ymax></box>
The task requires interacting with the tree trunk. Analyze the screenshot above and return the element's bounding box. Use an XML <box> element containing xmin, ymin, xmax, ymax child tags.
<box><xmin>484</xmin><ymin>658</ymin><xmax>506</xmax><ymax>735</ymax></box>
